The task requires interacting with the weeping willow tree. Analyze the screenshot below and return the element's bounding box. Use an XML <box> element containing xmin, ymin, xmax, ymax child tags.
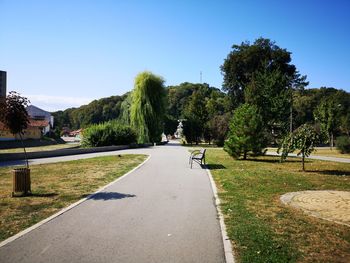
<box><xmin>119</xmin><ymin>92</ymin><xmax>132</xmax><ymax>125</ymax></box>
<box><xmin>130</xmin><ymin>71</ymin><xmax>166</xmax><ymax>143</ymax></box>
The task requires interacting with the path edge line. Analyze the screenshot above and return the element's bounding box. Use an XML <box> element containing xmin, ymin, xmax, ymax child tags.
<box><xmin>205</xmin><ymin>166</ymin><xmax>235</xmax><ymax>263</ymax></box>
<box><xmin>0</xmin><ymin>154</ymin><xmax>151</xmax><ymax>248</ymax></box>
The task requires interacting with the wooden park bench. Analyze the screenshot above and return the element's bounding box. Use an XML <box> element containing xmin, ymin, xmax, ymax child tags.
<box><xmin>189</xmin><ymin>148</ymin><xmax>206</xmax><ymax>168</ymax></box>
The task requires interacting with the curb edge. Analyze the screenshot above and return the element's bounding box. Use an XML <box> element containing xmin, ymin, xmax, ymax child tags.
<box><xmin>205</xmin><ymin>166</ymin><xmax>235</xmax><ymax>263</ymax></box>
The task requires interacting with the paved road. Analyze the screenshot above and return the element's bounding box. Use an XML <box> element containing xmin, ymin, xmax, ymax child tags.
<box><xmin>0</xmin><ymin>142</ymin><xmax>225</xmax><ymax>263</ymax></box>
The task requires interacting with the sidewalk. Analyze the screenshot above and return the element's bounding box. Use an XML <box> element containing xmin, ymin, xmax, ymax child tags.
<box><xmin>0</xmin><ymin>142</ymin><xmax>225</xmax><ymax>263</ymax></box>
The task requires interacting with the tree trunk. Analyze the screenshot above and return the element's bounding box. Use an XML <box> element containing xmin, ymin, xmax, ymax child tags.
<box><xmin>243</xmin><ymin>151</ymin><xmax>247</xmax><ymax>160</ymax></box>
<box><xmin>330</xmin><ymin>132</ymin><xmax>334</xmax><ymax>150</ymax></box>
<box><xmin>302</xmin><ymin>152</ymin><xmax>305</xmax><ymax>171</ymax></box>
<box><xmin>19</xmin><ymin>133</ymin><xmax>29</xmax><ymax>168</ymax></box>
<box><xmin>290</xmin><ymin>104</ymin><xmax>293</xmax><ymax>133</ymax></box>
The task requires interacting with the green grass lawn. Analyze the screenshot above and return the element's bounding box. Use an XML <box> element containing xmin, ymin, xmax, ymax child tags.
<box><xmin>267</xmin><ymin>147</ymin><xmax>350</xmax><ymax>159</ymax></box>
<box><xmin>207</xmin><ymin>149</ymin><xmax>350</xmax><ymax>263</ymax></box>
<box><xmin>0</xmin><ymin>154</ymin><xmax>147</xmax><ymax>242</ymax></box>
<box><xmin>0</xmin><ymin>143</ymin><xmax>80</xmax><ymax>154</ymax></box>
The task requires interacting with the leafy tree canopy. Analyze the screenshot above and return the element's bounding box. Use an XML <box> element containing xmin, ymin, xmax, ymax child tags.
<box><xmin>52</xmin><ymin>94</ymin><xmax>127</xmax><ymax>130</ymax></box>
<box><xmin>221</xmin><ymin>37</ymin><xmax>307</xmax><ymax>108</ymax></box>
<box><xmin>130</xmin><ymin>71</ymin><xmax>166</xmax><ymax>143</ymax></box>
<box><xmin>0</xmin><ymin>91</ymin><xmax>30</xmax><ymax>167</ymax></box>
<box><xmin>0</xmin><ymin>91</ymin><xmax>29</xmax><ymax>134</ymax></box>
<box><xmin>278</xmin><ymin>124</ymin><xmax>320</xmax><ymax>171</ymax></box>
<box><xmin>224</xmin><ymin>104</ymin><xmax>267</xmax><ymax>159</ymax></box>
<box><xmin>245</xmin><ymin>67</ymin><xmax>291</xmax><ymax>133</ymax></box>
<box><xmin>166</xmin><ymin>82</ymin><xmax>225</xmax><ymax>119</ymax></box>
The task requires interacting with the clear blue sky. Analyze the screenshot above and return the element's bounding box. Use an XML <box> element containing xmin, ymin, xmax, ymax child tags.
<box><xmin>1</xmin><ymin>0</ymin><xmax>349</xmax><ymax>111</ymax></box>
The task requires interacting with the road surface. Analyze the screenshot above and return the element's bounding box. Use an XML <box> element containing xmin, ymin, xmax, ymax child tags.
<box><xmin>0</xmin><ymin>141</ymin><xmax>225</xmax><ymax>263</ymax></box>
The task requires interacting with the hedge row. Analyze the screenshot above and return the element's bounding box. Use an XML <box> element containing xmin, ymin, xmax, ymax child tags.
<box><xmin>82</xmin><ymin>121</ymin><xmax>136</xmax><ymax>147</ymax></box>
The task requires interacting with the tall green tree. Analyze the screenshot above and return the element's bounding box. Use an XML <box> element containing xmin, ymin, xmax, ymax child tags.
<box><xmin>245</xmin><ymin>67</ymin><xmax>291</xmax><ymax>134</ymax></box>
<box><xmin>224</xmin><ymin>104</ymin><xmax>267</xmax><ymax>159</ymax></box>
<box><xmin>292</xmin><ymin>87</ymin><xmax>350</xmax><ymax>130</ymax></box>
<box><xmin>314</xmin><ymin>97</ymin><xmax>341</xmax><ymax>148</ymax></box>
<box><xmin>119</xmin><ymin>92</ymin><xmax>132</xmax><ymax>125</ymax></box>
<box><xmin>340</xmin><ymin>111</ymin><xmax>350</xmax><ymax>136</ymax></box>
<box><xmin>183</xmin><ymin>89</ymin><xmax>208</xmax><ymax>144</ymax></box>
<box><xmin>182</xmin><ymin>118</ymin><xmax>202</xmax><ymax>145</ymax></box>
<box><xmin>221</xmin><ymin>38</ymin><xmax>307</xmax><ymax>108</ymax></box>
<box><xmin>163</xmin><ymin>114</ymin><xmax>178</xmax><ymax>138</ymax></box>
<box><xmin>166</xmin><ymin>82</ymin><xmax>219</xmax><ymax>119</ymax></box>
<box><xmin>130</xmin><ymin>71</ymin><xmax>166</xmax><ymax>143</ymax></box>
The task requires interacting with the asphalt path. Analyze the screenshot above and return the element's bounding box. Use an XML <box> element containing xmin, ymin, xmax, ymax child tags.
<box><xmin>2</xmin><ymin>149</ymin><xmax>349</xmax><ymax>168</ymax></box>
<box><xmin>0</xmin><ymin>142</ymin><xmax>225</xmax><ymax>263</ymax></box>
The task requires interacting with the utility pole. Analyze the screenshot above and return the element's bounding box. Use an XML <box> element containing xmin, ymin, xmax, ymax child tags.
<box><xmin>200</xmin><ymin>71</ymin><xmax>202</xmax><ymax>83</ymax></box>
<box><xmin>290</xmin><ymin>105</ymin><xmax>293</xmax><ymax>133</ymax></box>
<box><xmin>290</xmin><ymin>86</ymin><xmax>293</xmax><ymax>133</ymax></box>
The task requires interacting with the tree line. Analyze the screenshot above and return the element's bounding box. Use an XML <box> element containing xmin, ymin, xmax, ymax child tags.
<box><xmin>52</xmin><ymin>37</ymin><xmax>350</xmax><ymax>155</ymax></box>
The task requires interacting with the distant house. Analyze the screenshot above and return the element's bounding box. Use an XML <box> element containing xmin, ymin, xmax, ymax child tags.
<box><xmin>0</xmin><ymin>119</ymin><xmax>49</xmax><ymax>141</ymax></box>
<box><xmin>60</xmin><ymin>128</ymin><xmax>82</xmax><ymax>142</ymax></box>
<box><xmin>61</xmin><ymin>127</ymin><xmax>71</xmax><ymax>136</ymax></box>
<box><xmin>26</xmin><ymin>105</ymin><xmax>54</xmax><ymax>135</ymax></box>
<box><xmin>0</xmin><ymin>105</ymin><xmax>54</xmax><ymax>141</ymax></box>
<box><xmin>69</xmin><ymin>129</ymin><xmax>83</xmax><ymax>137</ymax></box>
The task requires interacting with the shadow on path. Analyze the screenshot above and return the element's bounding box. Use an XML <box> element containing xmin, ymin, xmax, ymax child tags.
<box><xmin>88</xmin><ymin>192</ymin><xmax>136</xmax><ymax>201</ymax></box>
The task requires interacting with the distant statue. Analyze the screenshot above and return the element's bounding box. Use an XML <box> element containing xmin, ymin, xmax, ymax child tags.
<box><xmin>175</xmin><ymin>119</ymin><xmax>185</xmax><ymax>138</ymax></box>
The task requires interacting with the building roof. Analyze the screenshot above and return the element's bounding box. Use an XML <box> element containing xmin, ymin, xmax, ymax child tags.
<box><xmin>69</xmin><ymin>129</ymin><xmax>83</xmax><ymax>136</ymax></box>
<box><xmin>29</xmin><ymin>119</ymin><xmax>49</xmax><ymax>127</ymax></box>
<box><xmin>26</xmin><ymin>105</ymin><xmax>51</xmax><ymax>118</ymax></box>
<box><xmin>0</xmin><ymin>119</ymin><xmax>49</xmax><ymax>130</ymax></box>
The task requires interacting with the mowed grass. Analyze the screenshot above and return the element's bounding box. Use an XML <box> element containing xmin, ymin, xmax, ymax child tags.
<box><xmin>0</xmin><ymin>154</ymin><xmax>147</xmax><ymax>242</ymax></box>
<box><xmin>0</xmin><ymin>143</ymin><xmax>80</xmax><ymax>154</ymax></box>
<box><xmin>207</xmin><ymin>149</ymin><xmax>350</xmax><ymax>263</ymax></box>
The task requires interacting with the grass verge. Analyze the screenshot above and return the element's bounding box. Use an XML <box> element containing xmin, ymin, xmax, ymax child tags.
<box><xmin>207</xmin><ymin>149</ymin><xmax>350</xmax><ymax>263</ymax></box>
<box><xmin>0</xmin><ymin>154</ymin><xmax>147</xmax><ymax>242</ymax></box>
<box><xmin>267</xmin><ymin>147</ymin><xmax>350</xmax><ymax>159</ymax></box>
<box><xmin>0</xmin><ymin>143</ymin><xmax>80</xmax><ymax>154</ymax></box>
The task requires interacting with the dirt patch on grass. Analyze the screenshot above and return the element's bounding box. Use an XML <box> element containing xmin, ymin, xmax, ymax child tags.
<box><xmin>281</xmin><ymin>190</ymin><xmax>350</xmax><ymax>227</ymax></box>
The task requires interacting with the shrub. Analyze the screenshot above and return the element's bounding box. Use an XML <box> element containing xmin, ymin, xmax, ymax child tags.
<box><xmin>224</xmin><ymin>104</ymin><xmax>267</xmax><ymax>159</ymax></box>
<box><xmin>336</xmin><ymin>136</ymin><xmax>350</xmax><ymax>154</ymax></box>
<box><xmin>82</xmin><ymin>121</ymin><xmax>136</xmax><ymax>147</ymax></box>
<box><xmin>278</xmin><ymin>124</ymin><xmax>320</xmax><ymax>171</ymax></box>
